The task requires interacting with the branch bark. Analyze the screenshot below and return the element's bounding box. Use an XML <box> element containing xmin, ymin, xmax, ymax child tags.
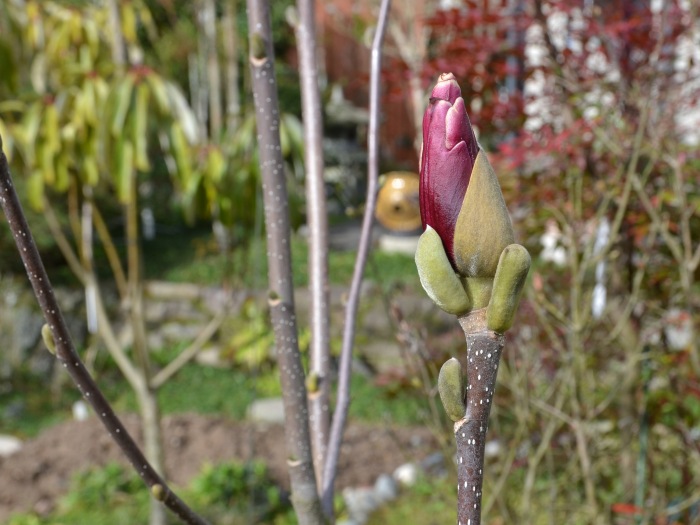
<box><xmin>245</xmin><ymin>2</ymin><xmax>324</xmax><ymax>522</ymax></box>
<box><xmin>455</xmin><ymin>310</ymin><xmax>505</xmax><ymax>525</ymax></box>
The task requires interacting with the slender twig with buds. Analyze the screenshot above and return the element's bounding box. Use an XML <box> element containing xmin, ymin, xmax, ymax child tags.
<box><xmin>415</xmin><ymin>74</ymin><xmax>530</xmax><ymax>524</ymax></box>
<box><xmin>0</xmin><ymin>136</ymin><xmax>210</xmax><ymax>525</ymax></box>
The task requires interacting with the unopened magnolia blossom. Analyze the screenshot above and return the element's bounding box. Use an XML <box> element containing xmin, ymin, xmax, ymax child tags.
<box><xmin>419</xmin><ymin>72</ymin><xmax>514</xmax><ymax>278</ymax></box>
<box><xmin>415</xmin><ymin>73</ymin><xmax>529</xmax><ymax>330</ymax></box>
<box><xmin>415</xmin><ymin>73</ymin><xmax>532</xmax><ymax>525</ymax></box>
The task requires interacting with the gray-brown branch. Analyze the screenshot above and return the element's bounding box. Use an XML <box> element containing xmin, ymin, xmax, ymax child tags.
<box><xmin>455</xmin><ymin>312</ymin><xmax>505</xmax><ymax>525</ymax></box>
<box><xmin>0</xmin><ymin>138</ymin><xmax>209</xmax><ymax>525</ymax></box>
<box><xmin>245</xmin><ymin>1</ymin><xmax>324</xmax><ymax>523</ymax></box>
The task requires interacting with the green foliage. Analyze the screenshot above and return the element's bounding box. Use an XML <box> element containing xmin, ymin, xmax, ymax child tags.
<box><xmin>6</xmin><ymin>463</ymin><xmax>150</xmax><ymax>525</ymax></box>
<box><xmin>7</xmin><ymin>460</ymin><xmax>297</xmax><ymax>525</ymax></box>
<box><xmin>347</xmin><ymin>374</ymin><xmax>429</xmax><ymax>426</ymax></box>
<box><xmin>60</xmin><ymin>463</ymin><xmax>147</xmax><ymax>514</ymax></box>
<box><xmin>103</xmin><ymin>355</ymin><xmax>259</xmax><ymax>419</ymax></box>
<box><xmin>187</xmin><ymin>461</ymin><xmax>289</xmax><ymax>522</ymax></box>
<box><xmin>141</xmin><ymin>229</ymin><xmax>420</xmax><ymax>290</ymax></box>
<box><xmin>222</xmin><ymin>298</ymin><xmax>276</xmax><ymax>368</ymax></box>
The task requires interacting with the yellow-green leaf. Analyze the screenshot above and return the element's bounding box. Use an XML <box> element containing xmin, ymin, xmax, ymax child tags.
<box><xmin>55</xmin><ymin>153</ymin><xmax>70</xmax><ymax>192</ymax></box>
<box><xmin>146</xmin><ymin>73</ymin><xmax>170</xmax><ymax>115</ymax></box>
<box><xmin>83</xmin><ymin>154</ymin><xmax>99</xmax><ymax>186</ymax></box>
<box><xmin>415</xmin><ymin>226</ymin><xmax>471</xmax><ymax>315</ymax></box>
<box><xmin>170</xmin><ymin>123</ymin><xmax>192</xmax><ymax>186</ymax></box>
<box><xmin>115</xmin><ymin>138</ymin><xmax>134</xmax><ymax>204</ymax></box>
<box><xmin>110</xmin><ymin>75</ymin><xmax>135</xmax><ymax>137</ymax></box>
<box><xmin>39</xmin><ymin>143</ymin><xmax>56</xmax><ymax>185</ymax></box>
<box><xmin>206</xmin><ymin>147</ymin><xmax>226</xmax><ymax>183</ymax></box>
<box><xmin>43</xmin><ymin>103</ymin><xmax>60</xmax><ymax>154</ymax></box>
<box><xmin>121</xmin><ymin>2</ymin><xmax>137</xmax><ymax>43</ymax></box>
<box><xmin>28</xmin><ymin>170</ymin><xmax>45</xmax><ymax>211</ymax></box>
<box><xmin>133</xmin><ymin>82</ymin><xmax>150</xmax><ymax>171</ymax></box>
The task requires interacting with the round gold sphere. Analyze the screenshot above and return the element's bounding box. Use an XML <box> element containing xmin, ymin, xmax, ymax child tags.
<box><xmin>375</xmin><ymin>171</ymin><xmax>421</xmax><ymax>232</ymax></box>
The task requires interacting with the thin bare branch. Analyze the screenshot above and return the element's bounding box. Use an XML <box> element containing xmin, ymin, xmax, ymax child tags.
<box><xmin>322</xmin><ymin>0</ymin><xmax>391</xmax><ymax>514</ymax></box>
<box><xmin>0</xmin><ymin>137</ymin><xmax>210</xmax><ymax>525</ymax></box>
<box><xmin>631</xmin><ymin>172</ymin><xmax>684</xmax><ymax>263</ymax></box>
<box><xmin>151</xmin><ymin>310</ymin><xmax>226</xmax><ymax>389</ymax></box>
<box><xmin>293</xmin><ymin>0</ymin><xmax>331</xmax><ymax>493</ymax></box>
<box><xmin>43</xmin><ymin>200</ymin><xmax>87</xmax><ymax>286</ymax></box>
<box><xmin>92</xmin><ymin>202</ymin><xmax>128</xmax><ymax>300</ymax></box>
<box><xmin>245</xmin><ymin>1</ymin><xmax>324</xmax><ymax>522</ymax></box>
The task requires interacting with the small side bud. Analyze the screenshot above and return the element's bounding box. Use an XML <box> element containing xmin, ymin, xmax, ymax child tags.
<box><xmin>487</xmin><ymin>244</ymin><xmax>531</xmax><ymax>333</ymax></box>
<box><xmin>250</xmin><ymin>33</ymin><xmax>267</xmax><ymax>61</ymax></box>
<box><xmin>42</xmin><ymin>324</ymin><xmax>57</xmax><ymax>355</ymax></box>
<box><xmin>306</xmin><ymin>371</ymin><xmax>319</xmax><ymax>394</ymax></box>
<box><xmin>268</xmin><ymin>290</ymin><xmax>281</xmax><ymax>306</ymax></box>
<box><xmin>415</xmin><ymin>227</ymin><xmax>471</xmax><ymax>315</ymax></box>
<box><xmin>285</xmin><ymin>5</ymin><xmax>299</xmax><ymax>27</ymax></box>
<box><xmin>151</xmin><ymin>483</ymin><xmax>165</xmax><ymax>501</ymax></box>
<box><xmin>438</xmin><ymin>358</ymin><xmax>466</xmax><ymax>422</ymax></box>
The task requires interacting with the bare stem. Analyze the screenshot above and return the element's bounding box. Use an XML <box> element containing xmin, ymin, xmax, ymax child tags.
<box><xmin>293</xmin><ymin>0</ymin><xmax>331</xmax><ymax>493</ymax></box>
<box><xmin>455</xmin><ymin>312</ymin><xmax>505</xmax><ymax>525</ymax></box>
<box><xmin>0</xmin><ymin>138</ymin><xmax>209</xmax><ymax>525</ymax></box>
<box><xmin>245</xmin><ymin>2</ymin><xmax>324</xmax><ymax>522</ymax></box>
<box><xmin>321</xmin><ymin>0</ymin><xmax>391</xmax><ymax>514</ymax></box>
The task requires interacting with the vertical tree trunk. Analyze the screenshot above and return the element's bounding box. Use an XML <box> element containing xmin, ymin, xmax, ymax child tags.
<box><xmin>245</xmin><ymin>1</ymin><xmax>324</xmax><ymax>522</ymax></box>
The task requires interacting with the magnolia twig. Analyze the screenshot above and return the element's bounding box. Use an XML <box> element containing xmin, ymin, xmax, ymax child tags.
<box><xmin>245</xmin><ymin>1</ymin><xmax>324</xmax><ymax>522</ymax></box>
<box><xmin>293</xmin><ymin>0</ymin><xmax>332</xmax><ymax>491</ymax></box>
<box><xmin>454</xmin><ymin>312</ymin><xmax>505</xmax><ymax>525</ymax></box>
<box><xmin>0</xmin><ymin>137</ymin><xmax>209</xmax><ymax>525</ymax></box>
<box><xmin>321</xmin><ymin>0</ymin><xmax>391</xmax><ymax>514</ymax></box>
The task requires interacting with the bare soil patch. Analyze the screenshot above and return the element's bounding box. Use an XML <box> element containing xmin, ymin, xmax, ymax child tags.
<box><xmin>0</xmin><ymin>413</ymin><xmax>438</xmax><ymax>521</ymax></box>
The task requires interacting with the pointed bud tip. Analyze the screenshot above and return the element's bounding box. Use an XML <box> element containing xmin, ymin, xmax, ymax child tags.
<box><xmin>431</xmin><ymin>73</ymin><xmax>461</xmax><ymax>104</ymax></box>
<box><xmin>445</xmin><ymin>97</ymin><xmax>471</xmax><ymax>150</ymax></box>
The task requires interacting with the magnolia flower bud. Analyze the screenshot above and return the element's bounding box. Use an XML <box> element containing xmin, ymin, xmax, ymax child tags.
<box><xmin>419</xmin><ymin>73</ymin><xmax>514</xmax><ymax>278</ymax></box>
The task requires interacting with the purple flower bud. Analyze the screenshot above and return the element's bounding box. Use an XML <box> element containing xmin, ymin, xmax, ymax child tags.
<box><xmin>420</xmin><ymin>73</ymin><xmax>479</xmax><ymax>271</ymax></box>
<box><xmin>420</xmin><ymin>73</ymin><xmax>514</xmax><ymax>278</ymax></box>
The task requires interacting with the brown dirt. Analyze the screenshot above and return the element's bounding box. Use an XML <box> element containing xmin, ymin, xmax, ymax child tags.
<box><xmin>0</xmin><ymin>413</ymin><xmax>438</xmax><ymax>521</ymax></box>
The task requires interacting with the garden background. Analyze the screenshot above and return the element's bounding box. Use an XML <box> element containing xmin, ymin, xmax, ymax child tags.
<box><xmin>0</xmin><ymin>1</ymin><xmax>699</xmax><ymax>524</ymax></box>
